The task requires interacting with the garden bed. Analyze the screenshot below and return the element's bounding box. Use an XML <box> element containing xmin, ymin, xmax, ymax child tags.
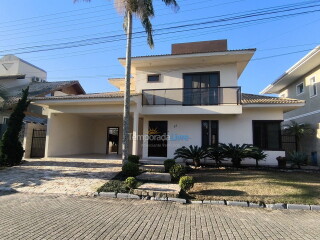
<box><xmin>187</xmin><ymin>168</ymin><xmax>320</xmax><ymax>205</ymax></box>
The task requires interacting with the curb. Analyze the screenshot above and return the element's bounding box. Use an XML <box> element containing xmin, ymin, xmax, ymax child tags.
<box><xmin>95</xmin><ymin>192</ymin><xmax>320</xmax><ymax>210</ymax></box>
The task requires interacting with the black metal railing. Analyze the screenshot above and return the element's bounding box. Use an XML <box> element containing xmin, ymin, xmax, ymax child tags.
<box><xmin>142</xmin><ymin>87</ymin><xmax>241</xmax><ymax>106</ymax></box>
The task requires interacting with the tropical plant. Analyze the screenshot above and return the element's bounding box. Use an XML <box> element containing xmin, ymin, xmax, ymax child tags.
<box><xmin>169</xmin><ymin>164</ymin><xmax>186</xmax><ymax>182</ymax></box>
<box><xmin>122</xmin><ymin>161</ymin><xmax>140</xmax><ymax>177</ymax></box>
<box><xmin>220</xmin><ymin>143</ymin><xmax>252</xmax><ymax>168</ymax></box>
<box><xmin>74</xmin><ymin>0</ymin><xmax>179</xmax><ymax>165</ymax></box>
<box><xmin>164</xmin><ymin>159</ymin><xmax>175</xmax><ymax>172</ymax></box>
<box><xmin>97</xmin><ymin>180</ymin><xmax>128</xmax><ymax>193</ymax></box>
<box><xmin>248</xmin><ymin>147</ymin><xmax>267</xmax><ymax>167</ymax></box>
<box><xmin>128</xmin><ymin>154</ymin><xmax>140</xmax><ymax>164</ymax></box>
<box><xmin>0</xmin><ymin>87</ymin><xmax>30</xmax><ymax>167</ymax></box>
<box><xmin>207</xmin><ymin>144</ymin><xmax>226</xmax><ymax>166</ymax></box>
<box><xmin>174</xmin><ymin>145</ymin><xmax>208</xmax><ymax>167</ymax></box>
<box><xmin>179</xmin><ymin>176</ymin><xmax>194</xmax><ymax>192</ymax></box>
<box><xmin>283</xmin><ymin>120</ymin><xmax>314</xmax><ymax>151</ymax></box>
<box><xmin>288</xmin><ymin>151</ymin><xmax>308</xmax><ymax>169</ymax></box>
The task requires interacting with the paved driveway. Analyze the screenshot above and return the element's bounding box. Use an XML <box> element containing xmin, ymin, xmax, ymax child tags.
<box><xmin>0</xmin><ymin>193</ymin><xmax>319</xmax><ymax>240</ymax></box>
<box><xmin>0</xmin><ymin>156</ymin><xmax>121</xmax><ymax>195</ymax></box>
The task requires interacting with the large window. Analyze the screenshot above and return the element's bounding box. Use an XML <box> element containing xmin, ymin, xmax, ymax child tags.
<box><xmin>183</xmin><ymin>72</ymin><xmax>220</xmax><ymax>105</ymax></box>
<box><xmin>309</xmin><ymin>77</ymin><xmax>317</xmax><ymax>97</ymax></box>
<box><xmin>253</xmin><ymin>121</ymin><xmax>282</xmax><ymax>150</ymax></box>
<box><xmin>202</xmin><ymin>120</ymin><xmax>219</xmax><ymax>147</ymax></box>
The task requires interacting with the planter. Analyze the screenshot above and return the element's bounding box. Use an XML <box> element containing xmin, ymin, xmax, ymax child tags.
<box><xmin>276</xmin><ymin>156</ymin><xmax>287</xmax><ymax>169</ymax></box>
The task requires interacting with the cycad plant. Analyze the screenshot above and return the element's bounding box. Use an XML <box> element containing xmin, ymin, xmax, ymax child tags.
<box><xmin>174</xmin><ymin>145</ymin><xmax>208</xmax><ymax>167</ymax></box>
<box><xmin>288</xmin><ymin>151</ymin><xmax>308</xmax><ymax>169</ymax></box>
<box><xmin>220</xmin><ymin>143</ymin><xmax>252</xmax><ymax>168</ymax></box>
<box><xmin>248</xmin><ymin>147</ymin><xmax>267</xmax><ymax>167</ymax></box>
<box><xmin>207</xmin><ymin>144</ymin><xmax>226</xmax><ymax>166</ymax></box>
<box><xmin>74</xmin><ymin>0</ymin><xmax>179</xmax><ymax>164</ymax></box>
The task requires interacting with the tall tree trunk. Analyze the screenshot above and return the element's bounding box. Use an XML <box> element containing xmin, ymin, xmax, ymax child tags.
<box><xmin>122</xmin><ymin>11</ymin><xmax>132</xmax><ymax>165</ymax></box>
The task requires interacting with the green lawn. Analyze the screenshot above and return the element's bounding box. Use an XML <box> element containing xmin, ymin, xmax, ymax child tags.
<box><xmin>188</xmin><ymin>168</ymin><xmax>320</xmax><ymax>205</ymax></box>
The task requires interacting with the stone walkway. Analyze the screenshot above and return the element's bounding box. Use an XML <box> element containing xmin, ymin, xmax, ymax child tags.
<box><xmin>0</xmin><ymin>155</ymin><xmax>121</xmax><ymax>195</ymax></box>
<box><xmin>0</xmin><ymin>193</ymin><xmax>319</xmax><ymax>239</ymax></box>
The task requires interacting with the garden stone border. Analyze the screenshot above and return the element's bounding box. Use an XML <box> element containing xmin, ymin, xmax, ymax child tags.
<box><xmin>94</xmin><ymin>192</ymin><xmax>320</xmax><ymax>210</ymax></box>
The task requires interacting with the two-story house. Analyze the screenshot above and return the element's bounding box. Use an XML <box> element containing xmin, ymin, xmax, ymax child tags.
<box><xmin>33</xmin><ymin>40</ymin><xmax>304</xmax><ymax>165</ymax></box>
<box><xmin>0</xmin><ymin>54</ymin><xmax>85</xmax><ymax>158</ymax></box>
<box><xmin>261</xmin><ymin>45</ymin><xmax>320</xmax><ymax>165</ymax></box>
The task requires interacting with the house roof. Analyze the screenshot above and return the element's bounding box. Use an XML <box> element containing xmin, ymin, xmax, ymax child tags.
<box><xmin>5</xmin><ymin>80</ymin><xmax>85</xmax><ymax>105</ymax></box>
<box><xmin>241</xmin><ymin>93</ymin><xmax>305</xmax><ymax>105</ymax></box>
<box><xmin>118</xmin><ymin>48</ymin><xmax>256</xmax><ymax>60</ymax></box>
<box><xmin>261</xmin><ymin>46</ymin><xmax>320</xmax><ymax>94</ymax></box>
<box><xmin>32</xmin><ymin>91</ymin><xmax>140</xmax><ymax>101</ymax></box>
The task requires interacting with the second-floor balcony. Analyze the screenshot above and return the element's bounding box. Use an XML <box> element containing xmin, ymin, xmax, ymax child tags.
<box><xmin>142</xmin><ymin>87</ymin><xmax>241</xmax><ymax>106</ymax></box>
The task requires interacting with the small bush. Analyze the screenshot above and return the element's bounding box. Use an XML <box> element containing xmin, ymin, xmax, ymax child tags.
<box><xmin>179</xmin><ymin>176</ymin><xmax>195</xmax><ymax>192</ymax></box>
<box><xmin>169</xmin><ymin>164</ymin><xmax>186</xmax><ymax>182</ymax></box>
<box><xmin>125</xmin><ymin>177</ymin><xmax>138</xmax><ymax>190</ymax></box>
<box><xmin>122</xmin><ymin>162</ymin><xmax>140</xmax><ymax>177</ymax></box>
<box><xmin>97</xmin><ymin>180</ymin><xmax>127</xmax><ymax>193</ymax></box>
<box><xmin>128</xmin><ymin>155</ymin><xmax>140</xmax><ymax>164</ymax></box>
<box><xmin>164</xmin><ymin>159</ymin><xmax>176</xmax><ymax>172</ymax></box>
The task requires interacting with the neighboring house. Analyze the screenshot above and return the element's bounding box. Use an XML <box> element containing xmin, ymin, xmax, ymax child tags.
<box><xmin>261</xmin><ymin>45</ymin><xmax>320</xmax><ymax>165</ymax></box>
<box><xmin>33</xmin><ymin>40</ymin><xmax>304</xmax><ymax>165</ymax></box>
<box><xmin>0</xmin><ymin>54</ymin><xmax>85</xmax><ymax>158</ymax></box>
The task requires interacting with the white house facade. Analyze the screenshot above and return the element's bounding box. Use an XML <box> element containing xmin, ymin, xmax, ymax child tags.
<box><xmin>33</xmin><ymin>40</ymin><xmax>304</xmax><ymax>166</ymax></box>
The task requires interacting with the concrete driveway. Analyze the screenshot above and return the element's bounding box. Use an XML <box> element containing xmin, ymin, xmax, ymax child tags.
<box><xmin>0</xmin><ymin>155</ymin><xmax>122</xmax><ymax>195</ymax></box>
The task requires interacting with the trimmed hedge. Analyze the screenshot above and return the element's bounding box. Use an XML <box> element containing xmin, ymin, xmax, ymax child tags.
<box><xmin>122</xmin><ymin>162</ymin><xmax>140</xmax><ymax>177</ymax></box>
<box><xmin>164</xmin><ymin>159</ymin><xmax>176</xmax><ymax>173</ymax></box>
<box><xmin>169</xmin><ymin>164</ymin><xmax>186</xmax><ymax>182</ymax></box>
<box><xmin>128</xmin><ymin>155</ymin><xmax>140</xmax><ymax>164</ymax></box>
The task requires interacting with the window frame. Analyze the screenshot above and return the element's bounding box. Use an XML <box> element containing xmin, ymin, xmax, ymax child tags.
<box><xmin>252</xmin><ymin>120</ymin><xmax>282</xmax><ymax>151</ymax></box>
<box><xmin>309</xmin><ymin>76</ymin><xmax>317</xmax><ymax>98</ymax></box>
<box><xmin>296</xmin><ymin>82</ymin><xmax>304</xmax><ymax>95</ymax></box>
<box><xmin>2</xmin><ymin>117</ymin><xmax>9</xmax><ymax>124</ymax></box>
<box><xmin>147</xmin><ymin>74</ymin><xmax>160</xmax><ymax>83</ymax></box>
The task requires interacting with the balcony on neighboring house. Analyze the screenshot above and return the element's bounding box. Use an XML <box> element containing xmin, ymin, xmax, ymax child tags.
<box><xmin>142</xmin><ymin>87</ymin><xmax>241</xmax><ymax>106</ymax></box>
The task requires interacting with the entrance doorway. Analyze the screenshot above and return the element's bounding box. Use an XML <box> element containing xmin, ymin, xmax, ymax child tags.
<box><xmin>148</xmin><ymin>121</ymin><xmax>168</xmax><ymax>157</ymax></box>
<box><xmin>107</xmin><ymin>127</ymin><xmax>119</xmax><ymax>154</ymax></box>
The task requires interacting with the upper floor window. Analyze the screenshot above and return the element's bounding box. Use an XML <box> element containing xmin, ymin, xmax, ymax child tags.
<box><xmin>309</xmin><ymin>77</ymin><xmax>317</xmax><ymax>97</ymax></box>
<box><xmin>2</xmin><ymin>117</ymin><xmax>9</xmax><ymax>124</ymax></box>
<box><xmin>147</xmin><ymin>74</ymin><xmax>160</xmax><ymax>82</ymax></box>
<box><xmin>296</xmin><ymin>82</ymin><xmax>304</xmax><ymax>95</ymax></box>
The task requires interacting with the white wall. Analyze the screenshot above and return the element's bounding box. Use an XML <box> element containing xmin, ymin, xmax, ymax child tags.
<box><xmin>134</xmin><ymin>64</ymin><xmax>238</xmax><ymax>93</ymax></box>
<box><xmin>142</xmin><ymin>108</ymin><xmax>285</xmax><ymax>165</ymax></box>
<box><xmin>46</xmin><ymin>114</ymin><xmax>94</xmax><ymax>157</ymax></box>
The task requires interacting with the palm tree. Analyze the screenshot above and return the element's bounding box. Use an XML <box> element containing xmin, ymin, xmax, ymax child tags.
<box><xmin>283</xmin><ymin>120</ymin><xmax>314</xmax><ymax>151</ymax></box>
<box><xmin>174</xmin><ymin>145</ymin><xmax>208</xmax><ymax>167</ymax></box>
<box><xmin>74</xmin><ymin>0</ymin><xmax>179</xmax><ymax>164</ymax></box>
<box><xmin>220</xmin><ymin>143</ymin><xmax>252</xmax><ymax>168</ymax></box>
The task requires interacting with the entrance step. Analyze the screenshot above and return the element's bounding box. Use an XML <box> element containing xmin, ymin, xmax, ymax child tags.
<box><xmin>136</xmin><ymin>172</ymin><xmax>171</xmax><ymax>182</ymax></box>
<box><xmin>133</xmin><ymin>183</ymin><xmax>180</xmax><ymax>198</ymax></box>
<box><xmin>140</xmin><ymin>164</ymin><xmax>165</xmax><ymax>172</ymax></box>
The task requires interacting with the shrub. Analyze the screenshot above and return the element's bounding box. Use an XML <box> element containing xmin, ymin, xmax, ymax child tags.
<box><xmin>289</xmin><ymin>152</ymin><xmax>308</xmax><ymax>168</ymax></box>
<box><xmin>179</xmin><ymin>176</ymin><xmax>195</xmax><ymax>192</ymax></box>
<box><xmin>125</xmin><ymin>177</ymin><xmax>138</xmax><ymax>190</ymax></box>
<box><xmin>248</xmin><ymin>147</ymin><xmax>267</xmax><ymax>167</ymax></box>
<box><xmin>164</xmin><ymin>159</ymin><xmax>176</xmax><ymax>172</ymax></box>
<box><xmin>169</xmin><ymin>164</ymin><xmax>186</xmax><ymax>182</ymax></box>
<box><xmin>128</xmin><ymin>154</ymin><xmax>140</xmax><ymax>164</ymax></box>
<box><xmin>97</xmin><ymin>180</ymin><xmax>127</xmax><ymax>193</ymax></box>
<box><xmin>174</xmin><ymin>145</ymin><xmax>207</xmax><ymax>167</ymax></box>
<box><xmin>207</xmin><ymin>145</ymin><xmax>226</xmax><ymax>166</ymax></box>
<box><xmin>122</xmin><ymin>162</ymin><xmax>140</xmax><ymax>177</ymax></box>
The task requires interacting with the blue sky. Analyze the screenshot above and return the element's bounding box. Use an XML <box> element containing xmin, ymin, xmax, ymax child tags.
<box><xmin>0</xmin><ymin>0</ymin><xmax>319</xmax><ymax>94</ymax></box>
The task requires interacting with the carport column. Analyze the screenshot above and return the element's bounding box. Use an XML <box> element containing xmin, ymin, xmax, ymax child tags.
<box><xmin>132</xmin><ymin>111</ymin><xmax>139</xmax><ymax>155</ymax></box>
<box><xmin>44</xmin><ymin>111</ymin><xmax>52</xmax><ymax>158</ymax></box>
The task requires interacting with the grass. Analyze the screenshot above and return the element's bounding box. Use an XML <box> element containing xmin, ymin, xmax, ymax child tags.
<box><xmin>188</xmin><ymin>168</ymin><xmax>320</xmax><ymax>205</ymax></box>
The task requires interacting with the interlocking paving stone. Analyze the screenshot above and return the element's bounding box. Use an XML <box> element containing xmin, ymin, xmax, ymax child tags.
<box><xmin>0</xmin><ymin>156</ymin><xmax>122</xmax><ymax>196</ymax></box>
<box><xmin>0</xmin><ymin>193</ymin><xmax>319</xmax><ymax>240</ymax></box>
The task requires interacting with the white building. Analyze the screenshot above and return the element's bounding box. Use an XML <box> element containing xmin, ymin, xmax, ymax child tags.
<box><xmin>33</xmin><ymin>40</ymin><xmax>304</xmax><ymax>165</ymax></box>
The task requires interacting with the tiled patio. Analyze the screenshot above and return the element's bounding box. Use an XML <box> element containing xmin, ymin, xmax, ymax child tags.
<box><xmin>0</xmin><ymin>154</ymin><xmax>122</xmax><ymax>196</ymax></box>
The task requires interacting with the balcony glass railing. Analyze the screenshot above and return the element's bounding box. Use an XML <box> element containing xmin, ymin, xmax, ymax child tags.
<box><xmin>142</xmin><ymin>87</ymin><xmax>241</xmax><ymax>106</ymax></box>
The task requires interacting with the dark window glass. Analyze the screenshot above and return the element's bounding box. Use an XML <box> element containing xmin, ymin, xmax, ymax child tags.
<box><xmin>147</xmin><ymin>74</ymin><xmax>160</xmax><ymax>82</ymax></box>
<box><xmin>253</xmin><ymin>121</ymin><xmax>281</xmax><ymax>150</ymax></box>
<box><xmin>202</xmin><ymin>120</ymin><xmax>219</xmax><ymax>147</ymax></box>
<box><xmin>183</xmin><ymin>72</ymin><xmax>220</xmax><ymax>105</ymax></box>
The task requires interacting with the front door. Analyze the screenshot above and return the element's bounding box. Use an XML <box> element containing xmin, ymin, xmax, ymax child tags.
<box><xmin>148</xmin><ymin>121</ymin><xmax>168</xmax><ymax>157</ymax></box>
<box><xmin>107</xmin><ymin>127</ymin><xmax>119</xmax><ymax>154</ymax></box>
